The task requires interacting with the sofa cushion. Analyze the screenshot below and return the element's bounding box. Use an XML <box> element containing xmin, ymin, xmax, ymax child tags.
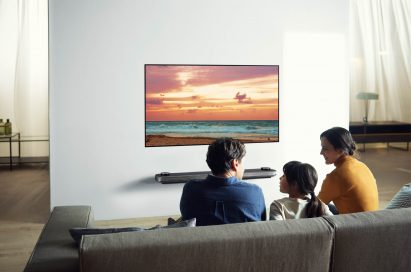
<box><xmin>80</xmin><ymin>218</ymin><xmax>334</xmax><ymax>272</ymax></box>
<box><xmin>70</xmin><ymin>218</ymin><xmax>196</xmax><ymax>244</ymax></box>
<box><xmin>323</xmin><ymin>208</ymin><xmax>411</xmax><ymax>272</ymax></box>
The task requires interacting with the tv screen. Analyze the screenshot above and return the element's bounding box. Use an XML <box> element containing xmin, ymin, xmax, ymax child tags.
<box><xmin>145</xmin><ymin>64</ymin><xmax>279</xmax><ymax>147</ymax></box>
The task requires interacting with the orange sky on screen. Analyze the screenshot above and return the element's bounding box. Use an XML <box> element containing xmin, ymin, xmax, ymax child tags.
<box><xmin>146</xmin><ymin>65</ymin><xmax>279</xmax><ymax>121</ymax></box>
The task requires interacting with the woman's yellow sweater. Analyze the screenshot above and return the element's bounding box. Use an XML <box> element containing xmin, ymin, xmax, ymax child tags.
<box><xmin>318</xmin><ymin>155</ymin><xmax>379</xmax><ymax>214</ymax></box>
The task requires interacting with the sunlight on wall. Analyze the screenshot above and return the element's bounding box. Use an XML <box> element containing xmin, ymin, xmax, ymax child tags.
<box><xmin>282</xmin><ymin>32</ymin><xmax>348</xmax><ymax>135</ymax></box>
<box><xmin>282</xmin><ymin>33</ymin><xmax>348</xmax><ymax>191</ymax></box>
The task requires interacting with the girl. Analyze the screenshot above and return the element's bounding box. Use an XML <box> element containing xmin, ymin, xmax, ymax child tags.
<box><xmin>270</xmin><ymin>161</ymin><xmax>332</xmax><ymax>220</ymax></box>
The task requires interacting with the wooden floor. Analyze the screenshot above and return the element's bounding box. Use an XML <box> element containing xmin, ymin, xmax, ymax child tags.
<box><xmin>359</xmin><ymin>144</ymin><xmax>411</xmax><ymax>207</ymax></box>
<box><xmin>0</xmin><ymin>146</ymin><xmax>410</xmax><ymax>271</ymax></box>
<box><xmin>0</xmin><ymin>164</ymin><xmax>49</xmax><ymax>272</ymax></box>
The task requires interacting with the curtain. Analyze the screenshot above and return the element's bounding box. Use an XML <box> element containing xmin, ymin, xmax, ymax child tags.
<box><xmin>0</xmin><ymin>0</ymin><xmax>48</xmax><ymax>155</ymax></box>
<box><xmin>350</xmin><ymin>0</ymin><xmax>411</xmax><ymax>123</ymax></box>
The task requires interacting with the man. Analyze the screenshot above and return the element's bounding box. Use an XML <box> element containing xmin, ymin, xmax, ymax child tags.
<box><xmin>180</xmin><ymin>138</ymin><xmax>266</xmax><ymax>226</ymax></box>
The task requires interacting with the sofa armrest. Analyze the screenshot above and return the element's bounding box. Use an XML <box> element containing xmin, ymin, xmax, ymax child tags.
<box><xmin>24</xmin><ymin>205</ymin><xmax>94</xmax><ymax>272</ymax></box>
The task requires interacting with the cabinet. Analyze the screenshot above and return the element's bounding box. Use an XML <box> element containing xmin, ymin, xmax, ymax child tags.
<box><xmin>349</xmin><ymin>121</ymin><xmax>411</xmax><ymax>151</ymax></box>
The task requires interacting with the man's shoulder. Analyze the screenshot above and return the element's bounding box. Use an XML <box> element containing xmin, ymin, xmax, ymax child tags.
<box><xmin>187</xmin><ymin>179</ymin><xmax>206</xmax><ymax>183</ymax></box>
<box><xmin>235</xmin><ymin>180</ymin><xmax>263</xmax><ymax>191</ymax></box>
<box><xmin>183</xmin><ymin>179</ymin><xmax>207</xmax><ymax>188</ymax></box>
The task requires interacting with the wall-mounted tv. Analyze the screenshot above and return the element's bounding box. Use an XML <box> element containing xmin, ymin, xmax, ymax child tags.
<box><xmin>145</xmin><ymin>64</ymin><xmax>279</xmax><ymax>147</ymax></box>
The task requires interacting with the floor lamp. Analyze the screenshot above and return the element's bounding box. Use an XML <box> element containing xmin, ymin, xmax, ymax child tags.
<box><xmin>356</xmin><ymin>92</ymin><xmax>379</xmax><ymax>123</ymax></box>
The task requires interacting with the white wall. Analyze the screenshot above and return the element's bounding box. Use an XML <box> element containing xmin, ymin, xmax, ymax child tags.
<box><xmin>49</xmin><ymin>0</ymin><xmax>349</xmax><ymax>220</ymax></box>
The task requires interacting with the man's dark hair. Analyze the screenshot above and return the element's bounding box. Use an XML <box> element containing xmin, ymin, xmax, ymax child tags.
<box><xmin>206</xmin><ymin>138</ymin><xmax>246</xmax><ymax>176</ymax></box>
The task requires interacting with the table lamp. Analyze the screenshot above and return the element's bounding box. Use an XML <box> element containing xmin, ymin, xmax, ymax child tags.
<box><xmin>356</xmin><ymin>92</ymin><xmax>379</xmax><ymax>123</ymax></box>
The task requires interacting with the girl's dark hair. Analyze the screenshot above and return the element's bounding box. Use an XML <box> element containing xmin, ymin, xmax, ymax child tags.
<box><xmin>320</xmin><ymin>127</ymin><xmax>357</xmax><ymax>156</ymax></box>
<box><xmin>206</xmin><ymin>138</ymin><xmax>246</xmax><ymax>176</ymax></box>
<box><xmin>283</xmin><ymin>161</ymin><xmax>326</xmax><ymax>218</ymax></box>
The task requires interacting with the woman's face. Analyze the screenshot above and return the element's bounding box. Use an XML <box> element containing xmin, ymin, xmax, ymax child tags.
<box><xmin>320</xmin><ymin>137</ymin><xmax>344</xmax><ymax>164</ymax></box>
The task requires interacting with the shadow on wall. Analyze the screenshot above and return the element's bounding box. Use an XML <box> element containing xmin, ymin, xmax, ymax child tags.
<box><xmin>115</xmin><ymin>176</ymin><xmax>183</xmax><ymax>193</ymax></box>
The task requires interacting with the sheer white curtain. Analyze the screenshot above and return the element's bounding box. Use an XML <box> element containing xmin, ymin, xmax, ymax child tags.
<box><xmin>0</xmin><ymin>0</ymin><xmax>48</xmax><ymax>156</ymax></box>
<box><xmin>350</xmin><ymin>0</ymin><xmax>411</xmax><ymax>123</ymax></box>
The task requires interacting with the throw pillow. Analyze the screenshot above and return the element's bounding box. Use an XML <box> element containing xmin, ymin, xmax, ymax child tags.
<box><xmin>69</xmin><ymin>227</ymin><xmax>144</xmax><ymax>244</ymax></box>
<box><xmin>69</xmin><ymin>217</ymin><xmax>196</xmax><ymax>244</ymax></box>
<box><xmin>386</xmin><ymin>183</ymin><xmax>411</xmax><ymax>209</ymax></box>
<box><xmin>164</xmin><ymin>217</ymin><xmax>196</xmax><ymax>228</ymax></box>
<box><xmin>167</xmin><ymin>216</ymin><xmax>183</xmax><ymax>225</ymax></box>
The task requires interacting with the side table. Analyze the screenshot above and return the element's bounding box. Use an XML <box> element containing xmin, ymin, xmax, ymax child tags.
<box><xmin>0</xmin><ymin>132</ymin><xmax>21</xmax><ymax>170</ymax></box>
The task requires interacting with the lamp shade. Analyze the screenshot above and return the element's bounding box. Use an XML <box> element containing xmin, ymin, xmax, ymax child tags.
<box><xmin>356</xmin><ymin>92</ymin><xmax>379</xmax><ymax>100</ymax></box>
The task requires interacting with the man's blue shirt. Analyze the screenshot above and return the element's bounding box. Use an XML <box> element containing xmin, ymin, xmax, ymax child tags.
<box><xmin>180</xmin><ymin>175</ymin><xmax>266</xmax><ymax>226</ymax></box>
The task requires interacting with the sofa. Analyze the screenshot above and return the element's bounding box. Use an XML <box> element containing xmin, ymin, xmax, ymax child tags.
<box><xmin>24</xmin><ymin>206</ymin><xmax>411</xmax><ymax>272</ymax></box>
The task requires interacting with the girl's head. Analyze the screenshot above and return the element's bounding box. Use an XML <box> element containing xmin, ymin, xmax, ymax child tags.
<box><xmin>320</xmin><ymin>127</ymin><xmax>357</xmax><ymax>164</ymax></box>
<box><xmin>281</xmin><ymin>161</ymin><xmax>326</xmax><ymax>218</ymax></box>
<box><xmin>281</xmin><ymin>161</ymin><xmax>318</xmax><ymax>196</ymax></box>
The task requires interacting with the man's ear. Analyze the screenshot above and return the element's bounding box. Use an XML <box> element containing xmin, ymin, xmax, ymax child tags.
<box><xmin>230</xmin><ymin>159</ymin><xmax>240</xmax><ymax>171</ymax></box>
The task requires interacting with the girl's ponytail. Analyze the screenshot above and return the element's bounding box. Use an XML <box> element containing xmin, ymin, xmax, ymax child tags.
<box><xmin>283</xmin><ymin>161</ymin><xmax>327</xmax><ymax>218</ymax></box>
<box><xmin>306</xmin><ymin>191</ymin><xmax>326</xmax><ymax>218</ymax></box>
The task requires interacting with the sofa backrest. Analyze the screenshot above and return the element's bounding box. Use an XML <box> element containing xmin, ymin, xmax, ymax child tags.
<box><xmin>324</xmin><ymin>207</ymin><xmax>411</xmax><ymax>272</ymax></box>
<box><xmin>80</xmin><ymin>217</ymin><xmax>334</xmax><ymax>272</ymax></box>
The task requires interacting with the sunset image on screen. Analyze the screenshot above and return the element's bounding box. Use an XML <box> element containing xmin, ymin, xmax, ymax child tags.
<box><xmin>145</xmin><ymin>65</ymin><xmax>279</xmax><ymax>147</ymax></box>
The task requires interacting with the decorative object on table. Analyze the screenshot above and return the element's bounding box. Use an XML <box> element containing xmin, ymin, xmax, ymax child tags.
<box><xmin>5</xmin><ymin>119</ymin><xmax>12</xmax><ymax>135</ymax></box>
<box><xmin>356</xmin><ymin>92</ymin><xmax>379</xmax><ymax>123</ymax></box>
<box><xmin>0</xmin><ymin>119</ymin><xmax>5</xmax><ymax>135</ymax></box>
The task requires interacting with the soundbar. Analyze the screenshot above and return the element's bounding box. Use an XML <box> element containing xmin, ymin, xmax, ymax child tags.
<box><xmin>155</xmin><ymin>167</ymin><xmax>276</xmax><ymax>184</ymax></box>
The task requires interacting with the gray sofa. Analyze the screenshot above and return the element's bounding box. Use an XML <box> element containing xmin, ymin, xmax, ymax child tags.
<box><xmin>25</xmin><ymin>206</ymin><xmax>411</xmax><ymax>272</ymax></box>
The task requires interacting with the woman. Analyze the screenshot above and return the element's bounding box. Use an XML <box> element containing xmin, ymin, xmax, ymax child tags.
<box><xmin>318</xmin><ymin>127</ymin><xmax>379</xmax><ymax>214</ymax></box>
<box><xmin>270</xmin><ymin>161</ymin><xmax>332</xmax><ymax>220</ymax></box>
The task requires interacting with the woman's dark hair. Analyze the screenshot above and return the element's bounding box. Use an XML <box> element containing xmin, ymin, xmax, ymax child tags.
<box><xmin>206</xmin><ymin>138</ymin><xmax>246</xmax><ymax>176</ymax></box>
<box><xmin>320</xmin><ymin>127</ymin><xmax>357</xmax><ymax>156</ymax></box>
<box><xmin>283</xmin><ymin>161</ymin><xmax>326</xmax><ymax>218</ymax></box>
